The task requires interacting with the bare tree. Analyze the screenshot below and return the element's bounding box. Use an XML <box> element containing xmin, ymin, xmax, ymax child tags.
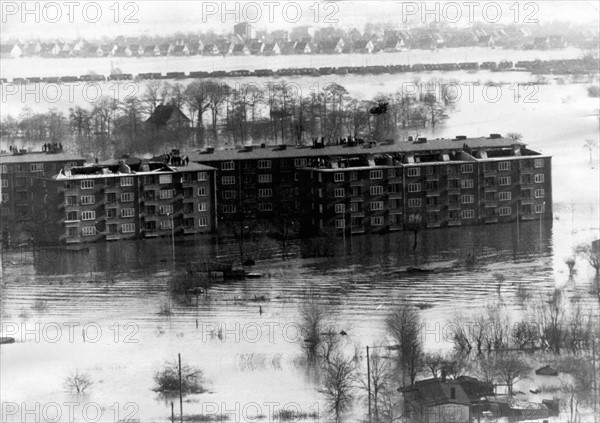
<box><xmin>494</xmin><ymin>353</ymin><xmax>531</xmax><ymax>395</ymax></box>
<box><xmin>356</xmin><ymin>346</ymin><xmax>393</xmax><ymax>422</ymax></box>
<box><xmin>319</xmin><ymin>353</ymin><xmax>356</xmax><ymax>423</ymax></box>
<box><xmin>385</xmin><ymin>301</ymin><xmax>423</xmax><ymax>385</ymax></box>
<box><xmin>64</xmin><ymin>369</ymin><xmax>93</xmax><ymax>394</ymax></box>
<box><xmin>583</xmin><ymin>138</ymin><xmax>597</xmax><ymax>165</ymax></box>
<box><xmin>506</xmin><ymin>132</ymin><xmax>523</xmax><ymax>141</ymax></box>
<box><xmin>575</xmin><ymin>242</ymin><xmax>600</xmax><ymax>274</ymax></box>
<box><xmin>298</xmin><ymin>293</ymin><xmax>329</xmax><ymax>361</ymax></box>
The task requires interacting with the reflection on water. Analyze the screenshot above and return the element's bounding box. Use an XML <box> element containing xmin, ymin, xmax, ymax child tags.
<box><xmin>1</xmin><ymin>203</ymin><xmax>599</xmax><ymax>422</ymax></box>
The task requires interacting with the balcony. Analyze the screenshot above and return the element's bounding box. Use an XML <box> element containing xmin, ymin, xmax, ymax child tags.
<box><xmin>519</xmin><ymin>167</ymin><xmax>534</xmax><ymax>174</ymax></box>
<box><xmin>426</xmin><ymin>205</ymin><xmax>441</xmax><ymax>212</ymax></box>
<box><xmin>448</xmin><ymin>203</ymin><xmax>461</xmax><ymax>211</ymax></box>
<box><xmin>106</xmin><ymin>234</ymin><xmax>121</xmax><ymax>241</ymax></box>
<box><xmin>389</xmin><ymin>193</ymin><xmax>403</xmax><ymax>200</ymax></box>
<box><xmin>483</xmin><ymin>170</ymin><xmax>497</xmax><ymax>177</ymax></box>
<box><xmin>485</xmin><ymin>217</ymin><xmax>499</xmax><ymax>224</ymax></box>
<box><xmin>448</xmin><ymin>188</ymin><xmax>461</xmax><ymax>196</ymax></box>
<box><xmin>448</xmin><ymin>219</ymin><xmax>462</xmax><ymax>226</ymax></box>
<box><xmin>447</xmin><ymin>174</ymin><xmax>461</xmax><ymax>180</ymax></box>
<box><xmin>144</xmin><ymin>232</ymin><xmax>160</xmax><ymax>238</ymax></box>
<box><xmin>426</xmin><ymin>190</ymin><xmax>441</xmax><ymax>197</ymax></box>
<box><xmin>184</xmin><ymin>228</ymin><xmax>198</xmax><ymax>235</ymax></box>
<box><xmin>484</xmin><ymin>201</ymin><xmax>497</xmax><ymax>208</ymax></box>
<box><xmin>426</xmin><ymin>221</ymin><xmax>441</xmax><ymax>228</ymax></box>
<box><xmin>521</xmin><ymin>214</ymin><xmax>536</xmax><ymax>221</ymax></box>
<box><xmin>65</xmin><ymin>238</ymin><xmax>81</xmax><ymax>244</ymax></box>
<box><xmin>484</xmin><ymin>186</ymin><xmax>498</xmax><ymax>192</ymax></box>
<box><xmin>426</xmin><ymin>174</ymin><xmax>440</xmax><ymax>182</ymax></box>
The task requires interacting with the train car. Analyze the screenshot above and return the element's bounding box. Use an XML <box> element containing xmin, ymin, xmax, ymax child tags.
<box><xmin>229</xmin><ymin>70</ymin><xmax>251</xmax><ymax>77</ymax></box>
<box><xmin>458</xmin><ymin>62</ymin><xmax>478</xmax><ymax>70</ymax></box>
<box><xmin>208</xmin><ymin>70</ymin><xmax>229</xmax><ymax>78</ymax></box>
<box><xmin>108</xmin><ymin>73</ymin><xmax>133</xmax><ymax>81</ymax></box>
<box><xmin>165</xmin><ymin>72</ymin><xmax>186</xmax><ymax>79</ymax></box>
<box><xmin>189</xmin><ymin>71</ymin><xmax>210</xmax><ymax>78</ymax></box>
<box><xmin>334</xmin><ymin>67</ymin><xmax>349</xmax><ymax>75</ymax></box>
<box><xmin>61</xmin><ymin>76</ymin><xmax>80</xmax><ymax>83</ymax></box>
<box><xmin>42</xmin><ymin>77</ymin><xmax>61</xmax><ymax>83</ymax></box>
<box><xmin>480</xmin><ymin>62</ymin><xmax>497</xmax><ymax>70</ymax></box>
<box><xmin>80</xmin><ymin>74</ymin><xmax>106</xmax><ymax>82</ymax></box>
<box><xmin>497</xmin><ymin>61</ymin><xmax>513</xmax><ymax>69</ymax></box>
<box><xmin>28</xmin><ymin>77</ymin><xmax>42</xmax><ymax>83</ymax></box>
<box><xmin>252</xmin><ymin>69</ymin><xmax>275</xmax><ymax>77</ymax></box>
<box><xmin>0</xmin><ymin>78</ymin><xmax>7</xmax><ymax>84</ymax></box>
<box><xmin>12</xmin><ymin>78</ymin><xmax>28</xmax><ymax>84</ymax></box>
<box><xmin>411</xmin><ymin>64</ymin><xmax>426</xmax><ymax>72</ymax></box>
<box><xmin>319</xmin><ymin>67</ymin><xmax>334</xmax><ymax>75</ymax></box>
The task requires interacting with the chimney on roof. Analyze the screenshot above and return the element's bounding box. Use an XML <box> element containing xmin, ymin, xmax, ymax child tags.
<box><xmin>455</xmin><ymin>135</ymin><xmax>467</xmax><ymax>140</ymax></box>
<box><xmin>441</xmin><ymin>369</ymin><xmax>447</xmax><ymax>382</ymax></box>
<box><xmin>260</xmin><ymin>143</ymin><xmax>266</xmax><ymax>148</ymax></box>
<box><xmin>490</xmin><ymin>133</ymin><xmax>501</xmax><ymax>139</ymax></box>
<box><xmin>205</xmin><ymin>147</ymin><xmax>215</xmax><ymax>154</ymax></box>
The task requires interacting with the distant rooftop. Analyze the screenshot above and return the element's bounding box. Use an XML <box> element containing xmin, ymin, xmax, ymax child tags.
<box><xmin>0</xmin><ymin>151</ymin><xmax>85</xmax><ymax>164</ymax></box>
<box><xmin>54</xmin><ymin>160</ymin><xmax>214</xmax><ymax>180</ymax></box>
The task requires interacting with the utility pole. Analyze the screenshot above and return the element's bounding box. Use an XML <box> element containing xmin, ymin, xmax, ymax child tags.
<box><xmin>366</xmin><ymin>345</ymin><xmax>371</xmax><ymax>423</ymax></box>
<box><xmin>593</xmin><ymin>339</ymin><xmax>598</xmax><ymax>421</ymax></box>
<box><xmin>539</xmin><ymin>202</ymin><xmax>545</xmax><ymax>254</ymax></box>
<box><xmin>178</xmin><ymin>353</ymin><xmax>183</xmax><ymax>423</ymax></box>
<box><xmin>169</xmin><ymin>213</ymin><xmax>175</xmax><ymax>265</ymax></box>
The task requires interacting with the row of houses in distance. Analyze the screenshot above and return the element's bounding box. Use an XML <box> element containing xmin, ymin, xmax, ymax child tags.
<box><xmin>1</xmin><ymin>134</ymin><xmax>552</xmax><ymax>244</ymax></box>
<box><xmin>2</xmin><ymin>21</ymin><xmax>591</xmax><ymax>59</ymax></box>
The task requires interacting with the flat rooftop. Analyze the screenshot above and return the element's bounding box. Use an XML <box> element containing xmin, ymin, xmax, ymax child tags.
<box><xmin>0</xmin><ymin>151</ymin><xmax>85</xmax><ymax>164</ymax></box>
<box><xmin>188</xmin><ymin>136</ymin><xmax>528</xmax><ymax>162</ymax></box>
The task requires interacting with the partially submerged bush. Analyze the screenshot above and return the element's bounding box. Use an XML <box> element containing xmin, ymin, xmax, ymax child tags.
<box><xmin>65</xmin><ymin>369</ymin><xmax>93</xmax><ymax>394</ymax></box>
<box><xmin>153</xmin><ymin>362</ymin><xmax>206</xmax><ymax>395</ymax></box>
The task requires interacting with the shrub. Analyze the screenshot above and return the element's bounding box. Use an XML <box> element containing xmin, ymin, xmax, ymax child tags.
<box><xmin>153</xmin><ymin>362</ymin><xmax>206</xmax><ymax>395</ymax></box>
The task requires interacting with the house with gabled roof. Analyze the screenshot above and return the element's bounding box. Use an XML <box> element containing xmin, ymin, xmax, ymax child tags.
<box><xmin>294</xmin><ymin>41</ymin><xmax>311</xmax><ymax>54</ymax></box>
<box><xmin>249</xmin><ymin>41</ymin><xmax>265</xmax><ymax>55</ymax></box>
<box><xmin>263</xmin><ymin>42</ymin><xmax>280</xmax><ymax>56</ymax></box>
<box><xmin>171</xmin><ymin>45</ymin><xmax>190</xmax><ymax>56</ymax></box>
<box><xmin>216</xmin><ymin>40</ymin><xmax>234</xmax><ymax>55</ymax></box>
<box><xmin>0</xmin><ymin>44</ymin><xmax>22</xmax><ymax>59</ymax></box>
<box><xmin>383</xmin><ymin>38</ymin><xmax>404</xmax><ymax>52</ymax></box>
<box><xmin>318</xmin><ymin>38</ymin><xmax>344</xmax><ymax>54</ymax></box>
<box><xmin>352</xmin><ymin>39</ymin><xmax>375</xmax><ymax>54</ymax></box>
<box><xmin>202</xmin><ymin>44</ymin><xmax>220</xmax><ymax>56</ymax></box>
<box><xmin>402</xmin><ymin>378</ymin><xmax>472</xmax><ymax>423</ymax></box>
<box><xmin>146</xmin><ymin>103</ymin><xmax>191</xmax><ymax>130</ymax></box>
<box><xmin>232</xmin><ymin>44</ymin><xmax>250</xmax><ymax>55</ymax></box>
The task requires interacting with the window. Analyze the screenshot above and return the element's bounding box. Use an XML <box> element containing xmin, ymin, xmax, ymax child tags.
<box><xmin>197</xmin><ymin>172</ymin><xmax>207</xmax><ymax>181</ymax></box>
<box><xmin>159</xmin><ymin>205</ymin><xmax>174</xmax><ymax>215</ymax></box>
<box><xmin>462</xmin><ymin>209</ymin><xmax>475</xmax><ymax>219</ymax></box>
<box><xmin>66</xmin><ymin>211</ymin><xmax>77</xmax><ymax>221</ymax></box>
<box><xmin>122</xmin><ymin>223</ymin><xmax>135</xmax><ymax>233</ymax></box>
<box><xmin>389</xmin><ymin>169</ymin><xmax>397</xmax><ymax>178</ymax></box>
<box><xmin>534</xmin><ymin>174</ymin><xmax>544</xmax><ymax>183</ymax></box>
<box><xmin>408</xmin><ymin>183</ymin><xmax>421</xmax><ymax>193</ymax></box>
<box><xmin>498</xmin><ymin>207</ymin><xmax>512</xmax><ymax>216</ymax></box>
<box><xmin>1</xmin><ymin>179</ymin><xmax>7</xmax><ymax>188</ymax></box>
<box><xmin>335</xmin><ymin>204</ymin><xmax>345</xmax><ymax>214</ymax></box>
<box><xmin>461</xmin><ymin>179</ymin><xmax>474</xmax><ymax>189</ymax></box>
<box><xmin>499</xmin><ymin>176</ymin><xmax>511</xmax><ymax>186</ymax></box>
<box><xmin>534</xmin><ymin>158</ymin><xmax>544</xmax><ymax>168</ymax></box>
<box><xmin>370</xmin><ymin>186</ymin><xmax>384</xmax><ymax>196</ymax></box>
<box><xmin>407</xmin><ymin>167</ymin><xmax>420</xmax><ymax>177</ymax></box>
<box><xmin>198</xmin><ymin>187</ymin><xmax>208</xmax><ymax>196</ymax></box>
<box><xmin>222</xmin><ymin>176</ymin><xmax>236</xmax><ymax>185</ymax></box>
<box><xmin>199</xmin><ymin>218</ymin><xmax>208</xmax><ymax>227</ymax></box>
<box><xmin>259</xmin><ymin>189</ymin><xmax>273</xmax><ymax>198</ymax></box>
<box><xmin>243</xmin><ymin>175</ymin><xmax>253</xmax><ymax>184</ymax></box>
<box><xmin>535</xmin><ymin>204</ymin><xmax>545</xmax><ymax>214</ymax></box>
<box><xmin>349</xmin><ymin>171</ymin><xmax>358</xmax><ymax>182</ymax></box>
<box><xmin>498</xmin><ymin>162</ymin><xmax>511</xmax><ymax>171</ymax></box>
<box><xmin>30</xmin><ymin>163</ymin><xmax>43</xmax><ymax>172</ymax></box>
<box><xmin>145</xmin><ymin>221</ymin><xmax>157</xmax><ymax>231</ymax></box>
<box><xmin>334</xmin><ymin>172</ymin><xmax>345</xmax><ymax>182</ymax></box>
<box><xmin>335</xmin><ymin>219</ymin><xmax>345</xmax><ymax>229</ymax></box>
<box><xmin>408</xmin><ymin>198</ymin><xmax>421</xmax><ymax>208</ymax></box>
<box><xmin>146</xmin><ymin>205</ymin><xmax>156</xmax><ymax>215</ymax></box>
<box><xmin>107</xmin><ymin>208</ymin><xmax>117</xmax><ymax>219</ymax></box>
<box><xmin>370</xmin><ymin>170</ymin><xmax>383</xmax><ymax>180</ymax></box>
<box><xmin>521</xmin><ymin>189</ymin><xmax>532</xmax><ymax>199</ymax></box>
<box><xmin>64</xmin><ymin>195</ymin><xmax>76</xmax><ymax>206</ymax></box>
<box><xmin>183</xmin><ymin>187</ymin><xmax>193</xmax><ymax>198</ymax></box>
<box><xmin>389</xmin><ymin>184</ymin><xmax>401</xmax><ymax>194</ymax></box>
<box><xmin>160</xmin><ymin>220</ymin><xmax>173</xmax><ymax>230</ymax></box>
<box><xmin>121</xmin><ymin>192</ymin><xmax>134</xmax><ymax>202</ymax></box>
<box><xmin>223</xmin><ymin>190</ymin><xmax>236</xmax><ymax>200</ymax></box>
<box><xmin>81</xmin><ymin>180</ymin><xmax>94</xmax><ymax>189</ymax></box>
<box><xmin>198</xmin><ymin>203</ymin><xmax>208</xmax><ymax>212</ymax></box>
<box><xmin>499</xmin><ymin>192</ymin><xmax>512</xmax><ymax>201</ymax></box>
<box><xmin>258</xmin><ymin>174</ymin><xmax>272</xmax><ymax>184</ymax></box>
<box><xmin>121</xmin><ymin>208</ymin><xmax>135</xmax><ymax>218</ymax></box>
<box><xmin>182</xmin><ymin>173</ymin><xmax>191</xmax><ymax>182</ymax></box>
<box><xmin>461</xmin><ymin>195</ymin><xmax>474</xmax><ymax>204</ymax></box>
<box><xmin>318</xmin><ymin>188</ymin><xmax>323</xmax><ymax>198</ymax></box>
<box><xmin>1</xmin><ymin>165</ymin><xmax>7</xmax><ymax>173</ymax></box>
<box><xmin>334</xmin><ymin>188</ymin><xmax>345</xmax><ymax>198</ymax></box>
<box><xmin>370</xmin><ymin>201</ymin><xmax>384</xmax><ymax>211</ymax></box>
<box><xmin>371</xmin><ymin>216</ymin><xmax>384</xmax><ymax>226</ymax></box>
<box><xmin>221</xmin><ymin>161</ymin><xmax>235</xmax><ymax>171</ymax></box>
<box><xmin>81</xmin><ymin>211</ymin><xmax>96</xmax><ymax>221</ymax></box>
<box><xmin>159</xmin><ymin>189</ymin><xmax>174</xmax><ymax>200</ymax></box>
<box><xmin>158</xmin><ymin>174</ymin><xmax>171</xmax><ymax>184</ymax></box>
<box><xmin>82</xmin><ymin>227</ymin><xmax>96</xmax><ymax>236</ymax></box>
<box><xmin>535</xmin><ymin>189</ymin><xmax>545</xmax><ymax>198</ymax></box>
<box><xmin>223</xmin><ymin>205</ymin><xmax>236</xmax><ymax>214</ymax></box>
<box><xmin>143</xmin><ymin>175</ymin><xmax>156</xmax><ymax>185</ymax></box>
<box><xmin>294</xmin><ymin>158</ymin><xmax>307</xmax><ymax>168</ymax></box>
<box><xmin>350</xmin><ymin>202</ymin><xmax>360</xmax><ymax>212</ymax></box>
<box><xmin>258</xmin><ymin>203</ymin><xmax>273</xmax><ymax>212</ymax></box>
<box><xmin>121</xmin><ymin>177</ymin><xmax>134</xmax><ymax>187</ymax></box>
<box><xmin>258</xmin><ymin>160</ymin><xmax>271</xmax><ymax>169</ymax></box>
<box><xmin>461</xmin><ymin>164</ymin><xmax>473</xmax><ymax>174</ymax></box>
<box><xmin>81</xmin><ymin>195</ymin><xmax>95</xmax><ymax>205</ymax></box>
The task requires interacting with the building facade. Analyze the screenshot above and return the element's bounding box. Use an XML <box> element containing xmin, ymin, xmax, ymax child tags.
<box><xmin>190</xmin><ymin>136</ymin><xmax>552</xmax><ymax>236</ymax></box>
<box><xmin>38</xmin><ymin>159</ymin><xmax>216</xmax><ymax>244</ymax></box>
<box><xmin>0</xmin><ymin>149</ymin><xmax>86</xmax><ymax>224</ymax></box>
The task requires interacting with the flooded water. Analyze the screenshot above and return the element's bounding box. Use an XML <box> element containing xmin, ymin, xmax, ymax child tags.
<box><xmin>1</xmin><ymin>57</ymin><xmax>600</xmax><ymax>422</ymax></box>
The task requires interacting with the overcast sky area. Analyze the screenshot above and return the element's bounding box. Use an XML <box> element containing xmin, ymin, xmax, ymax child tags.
<box><xmin>1</xmin><ymin>1</ymin><xmax>599</xmax><ymax>40</ymax></box>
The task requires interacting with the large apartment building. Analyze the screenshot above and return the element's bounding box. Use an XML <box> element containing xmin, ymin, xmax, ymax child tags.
<box><xmin>189</xmin><ymin>135</ymin><xmax>552</xmax><ymax>235</ymax></box>
<box><xmin>298</xmin><ymin>136</ymin><xmax>551</xmax><ymax>234</ymax></box>
<box><xmin>37</xmin><ymin>157</ymin><xmax>216</xmax><ymax>244</ymax></box>
<box><xmin>0</xmin><ymin>148</ymin><xmax>86</xmax><ymax>223</ymax></box>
